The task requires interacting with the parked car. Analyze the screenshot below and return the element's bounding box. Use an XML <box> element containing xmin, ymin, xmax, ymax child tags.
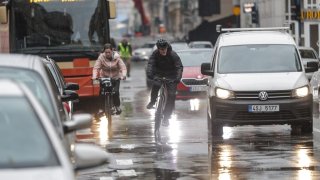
<box><xmin>0</xmin><ymin>54</ymin><xmax>91</xmax><ymax>162</ymax></box>
<box><xmin>201</xmin><ymin>27</ymin><xmax>318</xmax><ymax>136</ymax></box>
<box><xmin>42</xmin><ymin>57</ymin><xmax>79</xmax><ymax>118</ymax></box>
<box><xmin>298</xmin><ymin>46</ymin><xmax>319</xmax><ymax>80</ymax></box>
<box><xmin>175</xmin><ymin>48</ymin><xmax>213</xmax><ymax>100</ymax></box>
<box><xmin>0</xmin><ymin>79</ymin><xmax>108</xmax><ymax>180</ymax></box>
<box><xmin>132</xmin><ymin>41</ymin><xmax>155</xmax><ymax>61</ymax></box>
<box><xmin>188</xmin><ymin>41</ymin><xmax>213</xmax><ymax>48</ymax></box>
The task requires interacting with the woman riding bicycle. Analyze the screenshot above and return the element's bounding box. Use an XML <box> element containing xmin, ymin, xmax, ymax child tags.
<box><xmin>146</xmin><ymin>39</ymin><xmax>183</xmax><ymax>126</ymax></box>
<box><xmin>92</xmin><ymin>43</ymin><xmax>127</xmax><ymax>116</ymax></box>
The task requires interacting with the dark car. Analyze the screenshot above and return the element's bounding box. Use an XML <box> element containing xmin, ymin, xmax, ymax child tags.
<box><xmin>176</xmin><ymin>48</ymin><xmax>213</xmax><ymax>100</ymax></box>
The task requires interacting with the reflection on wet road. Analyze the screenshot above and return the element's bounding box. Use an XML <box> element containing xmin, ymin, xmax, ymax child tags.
<box><xmin>76</xmin><ymin>62</ymin><xmax>320</xmax><ymax>180</ymax></box>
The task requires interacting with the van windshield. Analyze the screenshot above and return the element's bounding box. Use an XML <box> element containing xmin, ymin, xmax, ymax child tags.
<box><xmin>218</xmin><ymin>45</ymin><xmax>302</xmax><ymax>73</ymax></box>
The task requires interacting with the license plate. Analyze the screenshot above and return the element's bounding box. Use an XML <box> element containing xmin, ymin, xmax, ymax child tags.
<box><xmin>248</xmin><ymin>105</ymin><xmax>279</xmax><ymax>112</ymax></box>
<box><xmin>190</xmin><ymin>86</ymin><xmax>207</xmax><ymax>92</ymax></box>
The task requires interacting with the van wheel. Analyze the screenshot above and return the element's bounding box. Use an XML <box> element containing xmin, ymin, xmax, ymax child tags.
<box><xmin>301</xmin><ymin>122</ymin><xmax>312</xmax><ymax>134</ymax></box>
<box><xmin>212</xmin><ymin>120</ymin><xmax>223</xmax><ymax>137</ymax></box>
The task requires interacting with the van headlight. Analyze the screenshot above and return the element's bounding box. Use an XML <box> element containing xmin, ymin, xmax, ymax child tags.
<box><xmin>216</xmin><ymin>88</ymin><xmax>234</xmax><ymax>99</ymax></box>
<box><xmin>292</xmin><ymin>86</ymin><xmax>309</xmax><ymax>98</ymax></box>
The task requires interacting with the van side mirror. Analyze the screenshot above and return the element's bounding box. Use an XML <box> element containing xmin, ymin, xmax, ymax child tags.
<box><xmin>306</xmin><ymin>61</ymin><xmax>318</xmax><ymax>73</ymax></box>
<box><xmin>201</xmin><ymin>63</ymin><xmax>214</xmax><ymax>76</ymax></box>
<box><xmin>0</xmin><ymin>6</ymin><xmax>7</xmax><ymax>24</ymax></box>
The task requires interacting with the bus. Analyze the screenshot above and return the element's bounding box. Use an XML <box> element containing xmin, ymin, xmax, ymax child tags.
<box><xmin>0</xmin><ymin>0</ymin><xmax>116</xmax><ymax>99</ymax></box>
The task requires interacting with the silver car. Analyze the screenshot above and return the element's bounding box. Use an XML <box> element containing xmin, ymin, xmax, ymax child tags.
<box><xmin>0</xmin><ymin>80</ymin><xmax>109</xmax><ymax>180</ymax></box>
<box><xmin>0</xmin><ymin>54</ymin><xmax>90</xmax><ymax>162</ymax></box>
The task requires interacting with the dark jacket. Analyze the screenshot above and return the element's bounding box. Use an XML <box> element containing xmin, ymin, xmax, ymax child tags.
<box><xmin>147</xmin><ymin>45</ymin><xmax>183</xmax><ymax>81</ymax></box>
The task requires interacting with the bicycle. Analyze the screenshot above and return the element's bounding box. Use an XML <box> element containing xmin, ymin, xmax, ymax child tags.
<box><xmin>153</xmin><ymin>77</ymin><xmax>175</xmax><ymax>143</ymax></box>
<box><xmin>95</xmin><ymin>77</ymin><xmax>121</xmax><ymax>121</ymax></box>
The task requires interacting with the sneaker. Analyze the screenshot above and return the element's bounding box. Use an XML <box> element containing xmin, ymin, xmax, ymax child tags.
<box><xmin>162</xmin><ymin>117</ymin><xmax>169</xmax><ymax>127</ymax></box>
<box><xmin>115</xmin><ymin>106</ymin><xmax>122</xmax><ymax>115</ymax></box>
<box><xmin>146</xmin><ymin>102</ymin><xmax>155</xmax><ymax>109</ymax></box>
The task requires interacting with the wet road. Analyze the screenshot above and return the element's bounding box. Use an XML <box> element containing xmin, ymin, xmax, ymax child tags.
<box><xmin>75</xmin><ymin>61</ymin><xmax>320</xmax><ymax>180</ymax></box>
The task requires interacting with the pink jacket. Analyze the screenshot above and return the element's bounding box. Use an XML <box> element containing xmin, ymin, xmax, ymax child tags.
<box><xmin>92</xmin><ymin>52</ymin><xmax>127</xmax><ymax>79</ymax></box>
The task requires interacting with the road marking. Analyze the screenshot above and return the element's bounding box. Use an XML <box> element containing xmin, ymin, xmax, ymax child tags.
<box><xmin>117</xmin><ymin>170</ymin><xmax>137</xmax><ymax>177</ymax></box>
<box><xmin>116</xmin><ymin>159</ymin><xmax>133</xmax><ymax>165</ymax></box>
<box><xmin>100</xmin><ymin>177</ymin><xmax>113</xmax><ymax>180</ymax></box>
<box><xmin>120</xmin><ymin>144</ymin><xmax>135</xmax><ymax>149</ymax></box>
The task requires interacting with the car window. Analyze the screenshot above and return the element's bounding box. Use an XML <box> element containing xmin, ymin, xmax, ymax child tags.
<box><xmin>0</xmin><ymin>68</ymin><xmax>57</xmax><ymax>125</ymax></box>
<box><xmin>171</xmin><ymin>43</ymin><xmax>189</xmax><ymax>51</ymax></box>
<box><xmin>218</xmin><ymin>44</ymin><xmax>302</xmax><ymax>73</ymax></box>
<box><xmin>299</xmin><ymin>49</ymin><xmax>317</xmax><ymax>59</ymax></box>
<box><xmin>178</xmin><ymin>50</ymin><xmax>213</xmax><ymax>66</ymax></box>
<box><xmin>46</xmin><ymin>63</ymin><xmax>62</xmax><ymax>91</ymax></box>
<box><xmin>142</xmin><ymin>43</ymin><xmax>155</xmax><ymax>48</ymax></box>
<box><xmin>0</xmin><ymin>97</ymin><xmax>59</xmax><ymax>168</ymax></box>
<box><xmin>191</xmin><ymin>44</ymin><xmax>212</xmax><ymax>48</ymax></box>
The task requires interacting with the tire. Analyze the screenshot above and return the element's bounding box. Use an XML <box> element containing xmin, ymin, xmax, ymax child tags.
<box><xmin>104</xmin><ymin>95</ymin><xmax>112</xmax><ymax>122</ymax></box>
<box><xmin>207</xmin><ymin>103</ymin><xmax>223</xmax><ymax>137</ymax></box>
<box><xmin>301</xmin><ymin>122</ymin><xmax>313</xmax><ymax>134</ymax></box>
<box><xmin>146</xmin><ymin>79</ymin><xmax>153</xmax><ymax>89</ymax></box>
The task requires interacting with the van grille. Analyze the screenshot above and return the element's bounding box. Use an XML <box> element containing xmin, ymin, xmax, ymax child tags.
<box><xmin>234</xmin><ymin>90</ymin><xmax>292</xmax><ymax>100</ymax></box>
<box><xmin>181</xmin><ymin>78</ymin><xmax>208</xmax><ymax>86</ymax></box>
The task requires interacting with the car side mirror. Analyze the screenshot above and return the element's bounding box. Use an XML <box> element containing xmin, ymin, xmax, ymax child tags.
<box><xmin>201</xmin><ymin>63</ymin><xmax>214</xmax><ymax>76</ymax></box>
<box><xmin>64</xmin><ymin>113</ymin><xmax>92</xmax><ymax>133</ymax></box>
<box><xmin>65</xmin><ymin>82</ymin><xmax>79</xmax><ymax>91</ymax></box>
<box><xmin>306</xmin><ymin>61</ymin><xmax>318</xmax><ymax>73</ymax></box>
<box><xmin>62</xmin><ymin>90</ymin><xmax>79</xmax><ymax>102</ymax></box>
<box><xmin>74</xmin><ymin>143</ymin><xmax>109</xmax><ymax>171</ymax></box>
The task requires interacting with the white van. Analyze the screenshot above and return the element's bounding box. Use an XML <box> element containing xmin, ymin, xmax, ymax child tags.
<box><xmin>201</xmin><ymin>27</ymin><xmax>318</xmax><ymax>136</ymax></box>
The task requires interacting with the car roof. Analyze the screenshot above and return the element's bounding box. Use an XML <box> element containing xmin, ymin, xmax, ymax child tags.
<box><xmin>218</xmin><ymin>31</ymin><xmax>296</xmax><ymax>46</ymax></box>
<box><xmin>0</xmin><ymin>54</ymin><xmax>46</xmax><ymax>72</ymax></box>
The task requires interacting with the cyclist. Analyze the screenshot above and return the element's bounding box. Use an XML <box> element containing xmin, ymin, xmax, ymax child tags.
<box><xmin>117</xmin><ymin>38</ymin><xmax>132</xmax><ymax>78</ymax></box>
<box><xmin>92</xmin><ymin>43</ymin><xmax>127</xmax><ymax>116</ymax></box>
<box><xmin>146</xmin><ymin>39</ymin><xmax>183</xmax><ymax>125</ymax></box>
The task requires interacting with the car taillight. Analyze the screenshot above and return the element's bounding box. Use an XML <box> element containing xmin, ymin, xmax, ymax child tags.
<box><xmin>63</xmin><ymin>102</ymin><xmax>71</xmax><ymax>113</ymax></box>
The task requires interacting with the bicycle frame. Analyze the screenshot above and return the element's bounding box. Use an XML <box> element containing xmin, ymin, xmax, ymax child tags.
<box><xmin>99</xmin><ymin>77</ymin><xmax>115</xmax><ymax>120</ymax></box>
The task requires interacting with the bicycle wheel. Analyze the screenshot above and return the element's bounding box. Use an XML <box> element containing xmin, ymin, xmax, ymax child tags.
<box><xmin>155</xmin><ymin>85</ymin><xmax>166</xmax><ymax>131</ymax></box>
<box><xmin>104</xmin><ymin>94</ymin><xmax>112</xmax><ymax>121</ymax></box>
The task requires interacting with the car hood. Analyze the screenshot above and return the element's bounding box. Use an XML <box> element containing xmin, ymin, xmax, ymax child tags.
<box><xmin>0</xmin><ymin>167</ymin><xmax>73</xmax><ymax>180</ymax></box>
<box><xmin>216</xmin><ymin>72</ymin><xmax>308</xmax><ymax>91</ymax></box>
<box><xmin>182</xmin><ymin>66</ymin><xmax>205</xmax><ymax>79</ymax></box>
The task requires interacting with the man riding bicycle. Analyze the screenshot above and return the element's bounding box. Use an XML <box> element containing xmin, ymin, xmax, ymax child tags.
<box><xmin>92</xmin><ymin>43</ymin><xmax>127</xmax><ymax>116</ymax></box>
<box><xmin>146</xmin><ymin>39</ymin><xmax>183</xmax><ymax>125</ymax></box>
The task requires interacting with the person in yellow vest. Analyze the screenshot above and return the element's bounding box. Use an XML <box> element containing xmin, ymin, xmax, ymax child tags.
<box><xmin>117</xmin><ymin>38</ymin><xmax>132</xmax><ymax>77</ymax></box>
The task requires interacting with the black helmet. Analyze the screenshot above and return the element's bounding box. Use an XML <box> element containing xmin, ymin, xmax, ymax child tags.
<box><xmin>156</xmin><ymin>39</ymin><xmax>169</xmax><ymax>48</ymax></box>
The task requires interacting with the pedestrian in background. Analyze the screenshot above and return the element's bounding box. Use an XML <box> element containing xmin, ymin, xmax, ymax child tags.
<box><xmin>117</xmin><ymin>38</ymin><xmax>132</xmax><ymax>78</ymax></box>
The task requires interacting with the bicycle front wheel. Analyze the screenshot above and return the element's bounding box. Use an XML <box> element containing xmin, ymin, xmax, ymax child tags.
<box><xmin>155</xmin><ymin>86</ymin><xmax>166</xmax><ymax>130</ymax></box>
<box><xmin>104</xmin><ymin>95</ymin><xmax>112</xmax><ymax>121</ymax></box>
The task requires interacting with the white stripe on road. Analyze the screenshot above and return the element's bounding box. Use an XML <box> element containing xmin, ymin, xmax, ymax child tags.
<box><xmin>116</xmin><ymin>159</ymin><xmax>133</xmax><ymax>165</ymax></box>
<box><xmin>117</xmin><ymin>170</ymin><xmax>137</xmax><ymax>177</ymax></box>
<box><xmin>100</xmin><ymin>177</ymin><xmax>113</xmax><ymax>180</ymax></box>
